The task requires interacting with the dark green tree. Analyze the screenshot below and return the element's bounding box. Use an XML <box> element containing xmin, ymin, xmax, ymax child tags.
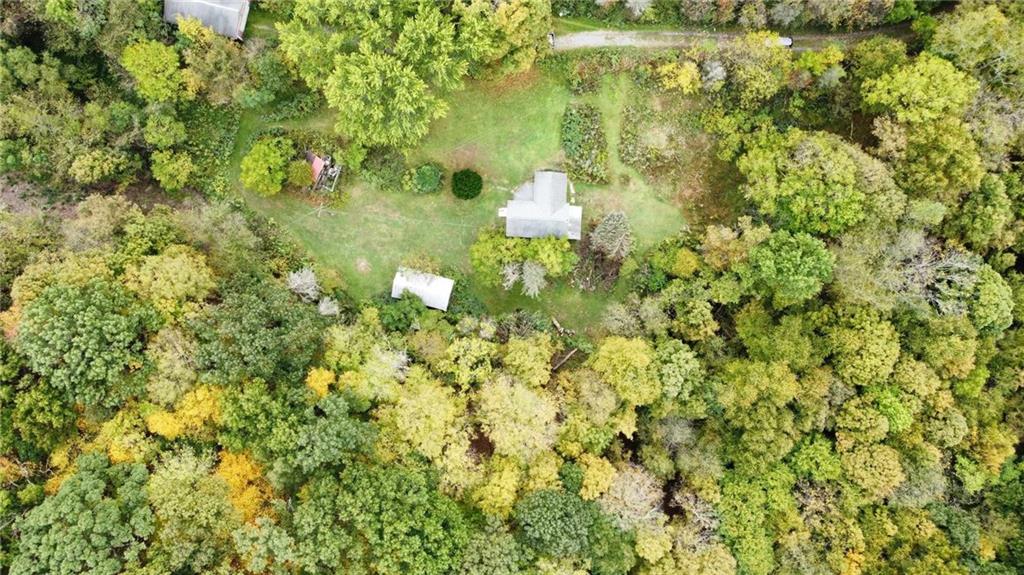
<box><xmin>17</xmin><ymin>279</ymin><xmax>159</xmax><ymax>407</ymax></box>
<box><xmin>269</xmin><ymin>394</ymin><xmax>377</xmax><ymax>488</ymax></box>
<box><xmin>459</xmin><ymin>521</ymin><xmax>534</xmax><ymax>575</ymax></box>
<box><xmin>10</xmin><ymin>453</ymin><xmax>154</xmax><ymax>575</ymax></box>
<box><xmin>192</xmin><ymin>277</ymin><xmax>324</xmax><ymax>386</ymax></box>
<box><xmin>292</xmin><ymin>462</ymin><xmax>469</xmax><ymax>575</ymax></box>
<box><xmin>513</xmin><ymin>489</ymin><xmax>596</xmax><ymax>558</ymax></box>
<box><xmin>738</xmin><ymin>230</ymin><xmax>834</xmax><ymax>308</ymax></box>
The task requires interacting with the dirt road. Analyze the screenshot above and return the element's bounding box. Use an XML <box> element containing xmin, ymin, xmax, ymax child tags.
<box><xmin>552</xmin><ymin>25</ymin><xmax>912</xmax><ymax>52</ymax></box>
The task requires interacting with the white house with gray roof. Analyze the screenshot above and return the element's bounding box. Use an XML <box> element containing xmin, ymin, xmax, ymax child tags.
<box><xmin>164</xmin><ymin>0</ymin><xmax>250</xmax><ymax>40</ymax></box>
<box><xmin>391</xmin><ymin>268</ymin><xmax>455</xmax><ymax>311</ymax></box>
<box><xmin>498</xmin><ymin>170</ymin><xmax>582</xmax><ymax>240</ymax></box>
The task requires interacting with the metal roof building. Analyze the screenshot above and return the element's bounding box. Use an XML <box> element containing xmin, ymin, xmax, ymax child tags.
<box><xmin>391</xmin><ymin>268</ymin><xmax>455</xmax><ymax>311</ymax></box>
<box><xmin>163</xmin><ymin>0</ymin><xmax>250</xmax><ymax>40</ymax></box>
<box><xmin>498</xmin><ymin>170</ymin><xmax>582</xmax><ymax>240</ymax></box>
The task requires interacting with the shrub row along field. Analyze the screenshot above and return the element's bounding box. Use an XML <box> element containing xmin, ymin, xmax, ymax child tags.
<box><xmin>561</xmin><ymin>102</ymin><xmax>610</xmax><ymax>184</ymax></box>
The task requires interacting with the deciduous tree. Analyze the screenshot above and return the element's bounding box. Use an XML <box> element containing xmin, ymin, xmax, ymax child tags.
<box><xmin>278</xmin><ymin>0</ymin><xmax>471</xmax><ymax>149</ymax></box>
<box><xmin>716</xmin><ymin>360</ymin><xmax>801</xmax><ymax>470</ymax></box>
<box><xmin>292</xmin><ymin>463</ymin><xmax>469</xmax><ymax>575</ymax></box>
<box><xmin>240</xmin><ymin>137</ymin><xmax>294</xmax><ymax>197</ymax></box>
<box><xmin>146</xmin><ymin>449</ymin><xmax>239</xmax><ymax>573</ymax></box>
<box><xmin>930</xmin><ymin>5</ymin><xmax>1024</xmax><ymax>98</ymax></box>
<box><xmin>17</xmin><ymin>279</ymin><xmax>158</xmax><ymax>407</ymax></box>
<box><xmin>124</xmin><ymin>245</ymin><xmax>215</xmax><ymax>320</ymax></box>
<box><xmin>10</xmin><ymin>453</ymin><xmax>154</xmax><ymax>575</ymax></box>
<box><xmin>514</xmin><ymin>489</ymin><xmax>596</xmax><ymax>558</ymax></box>
<box><xmin>863</xmin><ymin>53</ymin><xmax>978</xmax><ymax>124</ymax></box>
<box><xmin>724</xmin><ymin>32</ymin><xmax>793</xmax><ymax>109</ymax></box>
<box><xmin>738</xmin><ymin>129</ymin><xmax>901</xmax><ymax>236</ymax></box>
<box><xmin>589</xmin><ymin>337</ymin><xmax>660</xmax><ymax>407</ymax></box>
<box><xmin>476</xmin><ymin>376</ymin><xmax>558</xmax><ymax>462</ymax></box>
<box><xmin>192</xmin><ymin>277</ymin><xmax>324</xmax><ymax>385</ymax></box>
<box><xmin>503</xmin><ymin>333</ymin><xmax>555</xmax><ymax>389</ymax></box>
<box><xmin>738</xmin><ymin>230</ymin><xmax>834</xmax><ymax>308</ymax></box>
<box><xmin>150</xmin><ymin>150</ymin><xmax>194</xmax><ymax>192</ymax></box>
<box><xmin>825</xmin><ymin>305</ymin><xmax>901</xmax><ymax>388</ymax></box>
<box><xmin>121</xmin><ymin>40</ymin><xmax>185</xmax><ymax>103</ymax></box>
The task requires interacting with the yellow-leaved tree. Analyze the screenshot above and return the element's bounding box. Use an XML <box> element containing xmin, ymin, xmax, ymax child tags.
<box><xmin>215</xmin><ymin>451</ymin><xmax>273</xmax><ymax>523</ymax></box>
<box><xmin>145</xmin><ymin>385</ymin><xmax>222</xmax><ymax>440</ymax></box>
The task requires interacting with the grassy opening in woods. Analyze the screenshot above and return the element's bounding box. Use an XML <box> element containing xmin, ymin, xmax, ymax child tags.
<box><xmin>241</xmin><ymin>66</ymin><xmax>737</xmax><ymax>331</ymax></box>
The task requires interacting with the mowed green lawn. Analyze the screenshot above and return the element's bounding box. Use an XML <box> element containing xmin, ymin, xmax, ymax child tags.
<box><xmin>243</xmin><ymin>70</ymin><xmax>690</xmax><ymax>333</ymax></box>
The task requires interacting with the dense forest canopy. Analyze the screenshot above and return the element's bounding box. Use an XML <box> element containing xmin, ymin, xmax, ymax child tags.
<box><xmin>2</xmin><ymin>1</ymin><xmax>1024</xmax><ymax>575</ymax></box>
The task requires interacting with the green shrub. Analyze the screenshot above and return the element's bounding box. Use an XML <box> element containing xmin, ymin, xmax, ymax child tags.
<box><xmin>240</xmin><ymin>136</ymin><xmax>294</xmax><ymax>197</ymax></box>
<box><xmin>150</xmin><ymin>150</ymin><xmax>194</xmax><ymax>193</ymax></box>
<box><xmin>561</xmin><ymin>103</ymin><xmax>608</xmax><ymax>184</ymax></box>
<box><xmin>377</xmin><ymin>293</ymin><xmax>428</xmax><ymax>332</ymax></box>
<box><xmin>257</xmin><ymin>0</ymin><xmax>296</xmax><ymax>19</ymax></box>
<box><xmin>287</xmin><ymin>159</ymin><xmax>313</xmax><ymax>188</ymax></box>
<box><xmin>619</xmin><ymin>105</ymin><xmax>683</xmax><ymax>179</ymax></box>
<box><xmin>179</xmin><ymin>103</ymin><xmax>239</xmax><ymax>197</ymax></box>
<box><xmin>361</xmin><ymin>147</ymin><xmax>406</xmax><ymax>192</ymax></box>
<box><xmin>404</xmin><ymin>163</ymin><xmax>444</xmax><ymax>194</ymax></box>
<box><xmin>468</xmin><ymin>229</ymin><xmax>578</xmax><ymax>298</ymax></box>
<box><xmin>452</xmin><ymin>169</ymin><xmax>483</xmax><ymax>199</ymax></box>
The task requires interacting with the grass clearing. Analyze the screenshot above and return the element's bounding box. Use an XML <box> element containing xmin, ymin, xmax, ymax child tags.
<box><xmin>238</xmin><ymin>67</ymin><xmax>718</xmax><ymax>333</ymax></box>
<box><xmin>244</xmin><ymin>71</ymin><xmax>580</xmax><ymax>317</ymax></box>
<box><xmin>246</xmin><ymin>180</ymin><xmax>504</xmax><ymax>299</ymax></box>
<box><xmin>245</xmin><ymin>7</ymin><xmax>280</xmax><ymax>40</ymax></box>
<box><xmin>410</xmin><ymin>71</ymin><xmax>571</xmax><ymax>185</ymax></box>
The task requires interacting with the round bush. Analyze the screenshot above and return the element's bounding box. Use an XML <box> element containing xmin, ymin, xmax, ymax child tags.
<box><xmin>240</xmin><ymin>136</ymin><xmax>294</xmax><ymax>196</ymax></box>
<box><xmin>452</xmin><ymin>169</ymin><xmax>483</xmax><ymax>199</ymax></box>
<box><xmin>405</xmin><ymin>163</ymin><xmax>444</xmax><ymax>194</ymax></box>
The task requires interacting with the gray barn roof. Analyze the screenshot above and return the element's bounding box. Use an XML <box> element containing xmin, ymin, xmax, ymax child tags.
<box><xmin>164</xmin><ymin>0</ymin><xmax>250</xmax><ymax>40</ymax></box>
<box><xmin>498</xmin><ymin>170</ymin><xmax>582</xmax><ymax>240</ymax></box>
<box><xmin>391</xmin><ymin>268</ymin><xmax>455</xmax><ymax>311</ymax></box>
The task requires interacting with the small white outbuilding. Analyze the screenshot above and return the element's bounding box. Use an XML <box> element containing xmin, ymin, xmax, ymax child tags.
<box><xmin>163</xmin><ymin>0</ymin><xmax>251</xmax><ymax>40</ymax></box>
<box><xmin>391</xmin><ymin>268</ymin><xmax>455</xmax><ymax>311</ymax></box>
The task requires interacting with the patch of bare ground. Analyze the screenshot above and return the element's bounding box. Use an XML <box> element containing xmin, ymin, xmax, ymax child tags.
<box><xmin>479</xmin><ymin>68</ymin><xmax>542</xmax><ymax>95</ymax></box>
<box><xmin>448</xmin><ymin>144</ymin><xmax>482</xmax><ymax>170</ymax></box>
<box><xmin>355</xmin><ymin>258</ymin><xmax>372</xmax><ymax>274</ymax></box>
<box><xmin>469</xmin><ymin>427</ymin><xmax>495</xmax><ymax>461</ymax></box>
<box><xmin>571</xmin><ymin>231</ymin><xmax>621</xmax><ymax>292</ymax></box>
<box><xmin>664</xmin><ymin>124</ymin><xmax>746</xmax><ymax>229</ymax></box>
<box><xmin>0</xmin><ymin>177</ymin><xmax>74</xmax><ymax>218</ymax></box>
<box><xmin>120</xmin><ymin>181</ymin><xmax>198</xmax><ymax>212</ymax></box>
<box><xmin>1</xmin><ymin>176</ymin><xmax>202</xmax><ymax>220</ymax></box>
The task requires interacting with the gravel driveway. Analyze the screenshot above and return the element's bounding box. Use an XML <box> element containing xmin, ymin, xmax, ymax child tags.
<box><xmin>552</xmin><ymin>25</ymin><xmax>912</xmax><ymax>53</ymax></box>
